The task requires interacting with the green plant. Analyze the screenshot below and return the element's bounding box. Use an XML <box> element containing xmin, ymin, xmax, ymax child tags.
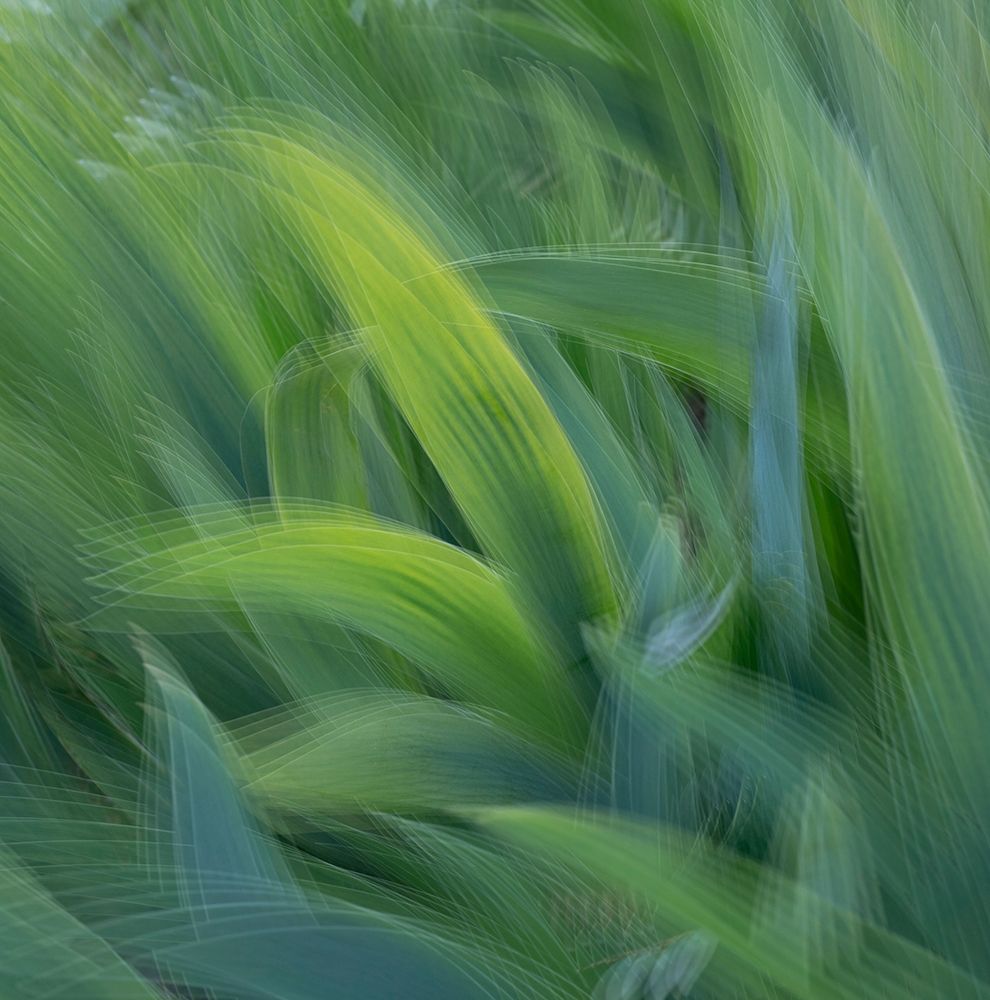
<box><xmin>1</xmin><ymin>0</ymin><xmax>989</xmax><ymax>996</ymax></box>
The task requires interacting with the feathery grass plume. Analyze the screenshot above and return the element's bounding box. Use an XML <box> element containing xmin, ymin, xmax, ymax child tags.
<box><xmin>1</xmin><ymin>0</ymin><xmax>989</xmax><ymax>996</ymax></box>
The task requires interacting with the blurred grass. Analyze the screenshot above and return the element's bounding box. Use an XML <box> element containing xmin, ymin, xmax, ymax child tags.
<box><xmin>1</xmin><ymin>0</ymin><xmax>990</xmax><ymax>997</ymax></box>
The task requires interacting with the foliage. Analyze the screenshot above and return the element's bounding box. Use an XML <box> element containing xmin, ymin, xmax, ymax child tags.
<box><xmin>1</xmin><ymin>0</ymin><xmax>990</xmax><ymax>996</ymax></box>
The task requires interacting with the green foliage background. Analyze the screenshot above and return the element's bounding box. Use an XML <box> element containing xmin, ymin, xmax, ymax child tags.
<box><xmin>1</xmin><ymin>0</ymin><xmax>989</xmax><ymax>996</ymax></box>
